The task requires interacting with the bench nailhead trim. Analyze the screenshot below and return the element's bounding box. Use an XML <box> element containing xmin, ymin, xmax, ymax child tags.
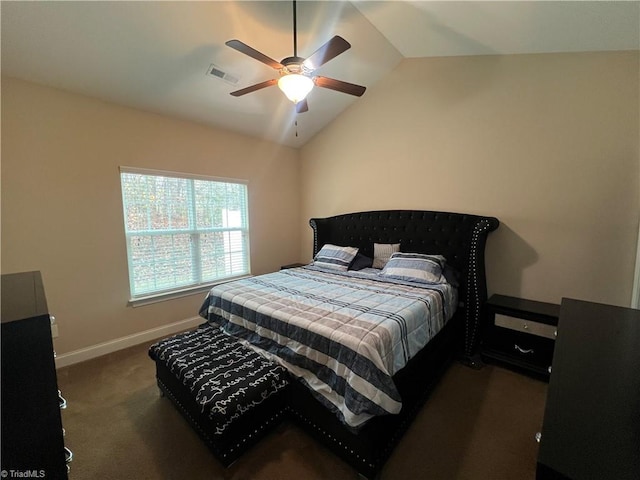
<box><xmin>158</xmin><ymin>378</ymin><xmax>286</xmax><ymax>461</ymax></box>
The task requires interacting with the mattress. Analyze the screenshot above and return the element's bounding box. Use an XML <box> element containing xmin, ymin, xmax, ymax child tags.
<box><xmin>199</xmin><ymin>266</ymin><xmax>457</xmax><ymax>427</ymax></box>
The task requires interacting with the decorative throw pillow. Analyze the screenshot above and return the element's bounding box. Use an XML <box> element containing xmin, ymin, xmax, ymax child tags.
<box><xmin>372</xmin><ymin>243</ymin><xmax>400</xmax><ymax>269</ymax></box>
<box><xmin>443</xmin><ymin>264</ymin><xmax>461</xmax><ymax>287</ymax></box>
<box><xmin>380</xmin><ymin>252</ymin><xmax>447</xmax><ymax>284</ymax></box>
<box><xmin>313</xmin><ymin>244</ymin><xmax>359</xmax><ymax>271</ymax></box>
<box><xmin>349</xmin><ymin>252</ymin><xmax>373</xmax><ymax>271</ymax></box>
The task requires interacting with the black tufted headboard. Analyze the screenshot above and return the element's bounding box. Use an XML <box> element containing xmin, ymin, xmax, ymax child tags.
<box><xmin>309</xmin><ymin>210</ymin><xmax>499</xmax><ymax>359</ymax></box>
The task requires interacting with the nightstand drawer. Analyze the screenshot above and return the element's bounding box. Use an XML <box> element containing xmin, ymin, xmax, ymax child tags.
<box><xmin>281</xmin><ymin>263</ymin><xmax>305</xmax><ymax>270</ymax></box>
<box><xmin>485</xmin><ymin>326</ymin><xmax>555</xmax><ymax>369</ymax></box>
<box><xmin>494</xmin><ymin>314</ymin><xmax>557</xmax><ymax>340</ymax></box>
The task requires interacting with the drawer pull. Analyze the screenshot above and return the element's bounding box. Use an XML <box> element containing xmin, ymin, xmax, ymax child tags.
<box><xmin>514</xmin><ymin>344</ymin><xmax>534</xmax><ymax>354</ymax></box>
<box><xmin>65</xmin><ymin>447</ymin><xmax>73</xmax><ymax>474</ymax></box>
<box><xmin>535</xmin><ymin>432</ymin><xmax>542</xmax><ymax>443</ymax></box>
<box><xmin>58</xmin><ymin>390</ymin><xmax>67</xmax><ymax>410</ymax></box>
<box><xmin>65</xmin><ymin>447</ymin><xmax>73</xmax><ymax>464</ymax></box>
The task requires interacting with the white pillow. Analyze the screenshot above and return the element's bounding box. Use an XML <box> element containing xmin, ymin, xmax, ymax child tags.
<box><xmin>313</xmin><ymin>244</ymin><xmax>359</xmax><ymax>271</ymax></box>
<box><xmin>372</xmin><ymin>243</ymin><xmax>400</xmax><ymax>269</ymax></box>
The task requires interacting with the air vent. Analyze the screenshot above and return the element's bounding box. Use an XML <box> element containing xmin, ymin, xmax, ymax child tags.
<box><xmin>206</xmin><ymin>64</ymin><xmax>239</xmax><ymax>86</ymax></box>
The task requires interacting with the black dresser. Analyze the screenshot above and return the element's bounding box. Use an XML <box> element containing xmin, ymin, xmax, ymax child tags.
<box><xmin>1</xmin><ymin>271</ymin><xmax>69</xmax><ymax>479</ymax></box>
<box><xmin>537</xmin><ymin>298</ymin><xmax>640</xmax><ymax>480</ymax></box>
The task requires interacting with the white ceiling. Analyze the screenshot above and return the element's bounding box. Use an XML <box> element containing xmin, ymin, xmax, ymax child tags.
<box><xmin>2</xmin><ymin>1</ymin><xmax>639</xmax><ymax>148</ymax></box>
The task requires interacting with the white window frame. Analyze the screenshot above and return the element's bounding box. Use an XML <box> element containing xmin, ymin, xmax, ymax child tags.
<box><xmin>119</xmin><ymin>166</ymin><xmax>251</xmax><ymax>306</ymax></box>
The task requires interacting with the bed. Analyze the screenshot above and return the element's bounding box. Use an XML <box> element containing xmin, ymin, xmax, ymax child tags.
<box><xmin>156</xmin><ymin>209</ymin><xmax>498</xmax><ymax>478</ymax></box>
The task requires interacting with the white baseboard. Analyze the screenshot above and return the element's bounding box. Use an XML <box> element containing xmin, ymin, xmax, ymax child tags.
<box><xmin>54</xmin><ymin>316</ymin><xmax>203</xmax><ymax>369</ymax></box>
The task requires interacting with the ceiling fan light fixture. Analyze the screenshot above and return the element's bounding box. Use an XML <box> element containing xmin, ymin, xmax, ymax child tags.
<box><xmin>278</xmin><ymin>73</ymin><xmax>313</xmax><ymax>104</ymax></box>
<box><xmin>226</xmin><ymin>1</ymin><xmax>365</xmax><ymax>112</ymax></box>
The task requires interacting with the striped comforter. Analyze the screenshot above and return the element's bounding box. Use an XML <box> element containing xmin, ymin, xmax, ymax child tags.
<box><xmin>198</xmin><ymin>266</ymin><xmax>457</xmax><ymax>428</ymax></box>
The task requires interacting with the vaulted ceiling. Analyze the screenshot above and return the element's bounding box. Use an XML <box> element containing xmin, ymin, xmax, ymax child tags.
<box><xmin>2</xmin><ymin>1</ymin><xmax>638</xmax><ymax>148</ymax></box>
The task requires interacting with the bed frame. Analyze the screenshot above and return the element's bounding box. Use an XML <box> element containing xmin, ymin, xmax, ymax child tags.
<box><xmin>154</xmin><ymin>210</ymin><xmax>498</xmax><ymax>478</ymax></box>
<box><xmin>292</xmin><ymin>210</ymin><xmax>499</xmax><ymax>478</ymax></box>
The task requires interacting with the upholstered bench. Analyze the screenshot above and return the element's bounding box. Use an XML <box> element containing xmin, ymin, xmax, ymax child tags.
<box><xmin>149</xmin><ymin>324</ymin><xmax>290</xmax><ymax>466</ymax></box>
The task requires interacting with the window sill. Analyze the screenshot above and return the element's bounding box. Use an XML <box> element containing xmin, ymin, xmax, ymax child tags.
<box><xmin>127</xmin><ymin>274</ymin><xmax>252</xmax><ymax>308</ymax></box>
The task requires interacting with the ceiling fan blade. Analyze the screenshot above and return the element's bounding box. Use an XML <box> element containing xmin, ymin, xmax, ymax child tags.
<box><xmin>296</xmin><ymin>99</ymin><xmax>309</xmax><ymax>113</ymax></box>
<box><xmin>303</xmin><ymin>36</ymin><xmax>351</xmax><ymax>71</ymax></box>
<box><xmin>225</xmin><ymin>39</ymin><xmax>283</xmax><ymax>70</ymax></box>
<box><xmin>230</xmin><ymin>79</ymin><xmax>278</xmax><ymax>97</ymax></box>
<box><xmin>313</xmin><ymin>76</ymin><xmax>366</xmax><ymax>97</ymax></box>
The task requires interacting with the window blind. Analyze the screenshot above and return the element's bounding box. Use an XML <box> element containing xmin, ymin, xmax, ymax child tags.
<box><xmin>119</xmin><ymin>168</ymin><xmax>250</xmax><ymax>299</ymax></box>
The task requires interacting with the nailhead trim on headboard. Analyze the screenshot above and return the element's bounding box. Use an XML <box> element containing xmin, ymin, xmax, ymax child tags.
<box><xmin>464</xmin><ymin>218</ymin><xmax>493</xmax><ymax>358</ymax></box>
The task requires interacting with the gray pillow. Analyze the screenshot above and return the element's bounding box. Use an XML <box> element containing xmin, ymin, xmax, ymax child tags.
<box><xmin>380</xmin><ymin>252</ymin><xmax>447</xmax><ymax>284</ymax></box>
<box><xmin>313</xmin><ymin>244</ymin><xmax>359</xmax><ymax>271</ymax></box>
<box><xmin>373</xmin><ymin>243</ymin><xmax>400</xmax><ymax>269</ymax></box>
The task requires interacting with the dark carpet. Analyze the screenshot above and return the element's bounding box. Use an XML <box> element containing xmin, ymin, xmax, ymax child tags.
<box><xmin>56</xmin><ymin>339</ymin><xmax>547</xmax><ymax>479</ymax></box>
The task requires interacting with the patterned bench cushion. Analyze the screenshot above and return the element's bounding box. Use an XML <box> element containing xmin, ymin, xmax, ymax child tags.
<box><xmin>149</xmin><ymin>324</ymin><xmax>289</xmax><ymax>435</ymax></box>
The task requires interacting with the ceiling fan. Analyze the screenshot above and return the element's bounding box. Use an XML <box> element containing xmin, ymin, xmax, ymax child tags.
<box><xmin>225</xmin><ymin>0</ymin><xmax>366</xmax><ymax>113</ymax></box>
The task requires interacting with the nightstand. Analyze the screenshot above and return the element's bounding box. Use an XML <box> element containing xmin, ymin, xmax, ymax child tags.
<box><xmin>280</xmin><ymin>263</ymin><xmax>306</xmax><ymax>270</ymax></box>
<box><xmin>482</xmin><ymin>294</ymin><xmax>560</xmax><ymax>380</ymax></box>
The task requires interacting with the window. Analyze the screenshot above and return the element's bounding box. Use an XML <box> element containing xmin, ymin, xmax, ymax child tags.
<box><xmin>119</xmin><ymin>167</ymin><xmax>250</xmax><ymax>302</ymax></box>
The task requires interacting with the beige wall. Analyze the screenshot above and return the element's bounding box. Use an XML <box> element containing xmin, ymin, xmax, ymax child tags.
<box><xmin>1</xmin><ymin>77</ymin><xmax>301</xmax><ymax>355</ymax></box>
<box><xmin>300</xmin><ymin>51</ymin><xmax>639</xmax><ymax>307</ymax></box>
<box><xmin>3</xmin><ymin>50</ymin><xmax>638</xmax><ymax>358</ymax></box>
